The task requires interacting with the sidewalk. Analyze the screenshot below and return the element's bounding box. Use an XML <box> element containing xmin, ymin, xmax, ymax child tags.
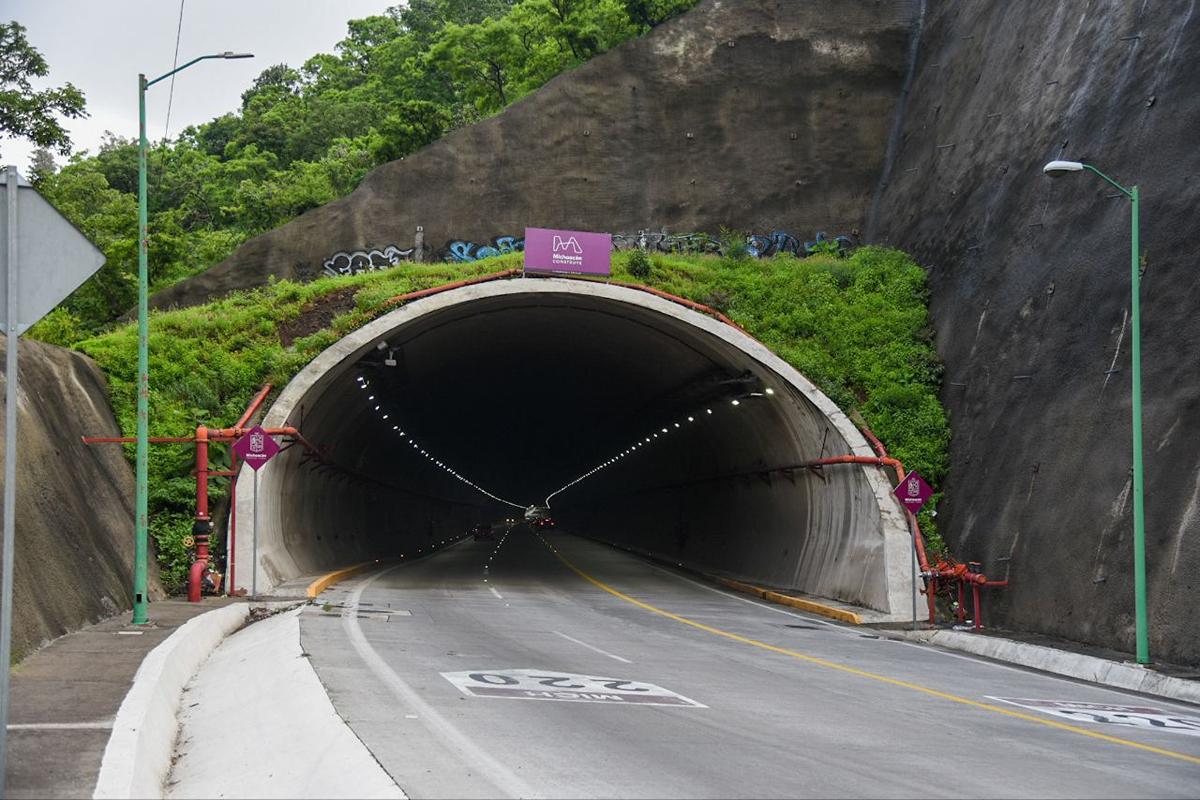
<box><xmin>4</xmin><ymin>599</ymin><xmax>235</xmax><ymax>799</ymax></box>
<box><xmin>167</xmin><ymin>606</ymin><xmax>403</xmax><ymax>799</ymax></box>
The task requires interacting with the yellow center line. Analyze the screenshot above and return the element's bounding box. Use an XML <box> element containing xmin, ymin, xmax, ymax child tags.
<box><xmin>542</xmin><ymin>539</ymin><xmax>1200</xmax><ymax>767</ymax></box>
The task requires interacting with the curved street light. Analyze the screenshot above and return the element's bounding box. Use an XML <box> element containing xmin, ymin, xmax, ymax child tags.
<box><xmin>1043</xmin><ymin>158</ymin><xmax>1146</xmax><ymax>664</ymax></box>
<box><xmin>133</xmin><ymin>52</ymin><xmax>253</xmax><ymax>624</ymax></box>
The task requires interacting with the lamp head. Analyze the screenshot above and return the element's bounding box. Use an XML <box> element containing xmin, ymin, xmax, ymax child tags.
<box><xmin>1043</xmin><ymin>160</ymin><xmax>1085</xmax><ymax>177</ymax></box>
<box><xmin>220</xmin><ymin>52</ymin><xmax>255</xmax><ymax>59</ymax></box>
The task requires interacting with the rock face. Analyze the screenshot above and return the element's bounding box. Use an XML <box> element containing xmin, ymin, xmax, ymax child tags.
<box><xmin>872</xmin><ymin>1</ymin><xmax>1200</xmax><ymax>664</ymax></box>
<box><xmin>1</xmin><ymin>337</ymin><xmax>163</xmax><ymax>661</ymax></box>
<box><xmin>151</xmin><ymin>0</ymin><xmax>918</xmax><ymax>308</ymax></box>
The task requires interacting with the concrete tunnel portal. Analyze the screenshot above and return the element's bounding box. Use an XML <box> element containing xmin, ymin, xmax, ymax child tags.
<box><xmin>234</xmin><ymin>278</ymin><xmax>915</xmax><ymax>616</ymax></box>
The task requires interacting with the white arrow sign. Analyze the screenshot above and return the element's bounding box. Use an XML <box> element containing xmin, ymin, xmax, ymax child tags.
<box><xmin>0</xmin><ymin>167</ymin><xmax>106</xmax><ymax>333</ymax></box>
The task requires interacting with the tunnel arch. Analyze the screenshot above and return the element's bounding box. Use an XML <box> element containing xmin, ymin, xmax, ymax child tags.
<box><xmin>234</xmin><ymin>277</ymin><xmax>915</xmax><ymax>617</ymax></box>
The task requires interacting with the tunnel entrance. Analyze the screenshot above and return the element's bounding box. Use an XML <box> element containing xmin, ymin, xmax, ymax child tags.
<box><xmin>235</xmin><ymin>278</ymin><xmax>914</xmax><ymax>616</ymax></box>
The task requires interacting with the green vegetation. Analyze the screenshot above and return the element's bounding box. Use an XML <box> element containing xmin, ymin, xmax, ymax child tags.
<box><xmin>78</xmin><ymin>247</ymin><xmax>948</xmax><ymax>590</ymax></box>
<box><xmin>0</xmin><ymin>22</ymin><xmax>87</xmax><ymax>159</ymax></box>
<box><xmin>20</xmin><ymin>0</ymin><xmax>701</xmax><ymax>343</ymax></box>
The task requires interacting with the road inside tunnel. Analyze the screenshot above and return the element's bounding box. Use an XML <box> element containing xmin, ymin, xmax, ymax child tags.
<box><xmin>234</xmin><ymin>278</ymin><xmax>912</xmax><ymax>614</ymax></box>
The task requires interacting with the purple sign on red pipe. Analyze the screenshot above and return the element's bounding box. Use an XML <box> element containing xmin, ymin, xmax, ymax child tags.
<box><xmin>524</xmin><ymin>227</ymin><xmax>612</xmax><ymax>276</ymax></box>
<box><xmin>232</xmin><ymin>424</ymin><xmax>280</xmax><ymax>472</ymax></box>
<box><xmin>893</xmin><ymin>471</ymin><xmax>934</xmax><ymax>513</ymax></box>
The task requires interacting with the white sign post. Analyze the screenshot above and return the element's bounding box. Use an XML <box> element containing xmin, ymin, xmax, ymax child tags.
<box><xmin>0</xmin><ymin>166</ymin><xmax>106</xmax><ymax>789</ymax></box>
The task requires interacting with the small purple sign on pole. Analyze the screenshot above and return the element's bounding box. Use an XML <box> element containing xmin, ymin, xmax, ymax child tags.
<box><xmin>893</xmin><ymin>471</ymin><xmax>934</xmax><ymax>513</ymax></box>
<box><xmin>232</xmin><ymin>424</ymin><xmax>279</xmax><ymax>471</ymax></box>
<box><xmin>524</xmin><ymin>227</ymin><xmax>612</xmax><ymax>276</ymax></box>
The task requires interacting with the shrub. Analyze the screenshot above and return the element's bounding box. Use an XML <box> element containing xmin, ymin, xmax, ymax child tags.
<box><xmin>628</xmin><ymin>248</ymin><xmax>651</xmax><ymax>279</ymax></box>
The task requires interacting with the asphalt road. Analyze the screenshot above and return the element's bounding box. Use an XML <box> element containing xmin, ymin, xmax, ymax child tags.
<box><xmin>299</xmin><ymin>527</ymin><xmax>1200</xmax><ymax>798</ymax></box>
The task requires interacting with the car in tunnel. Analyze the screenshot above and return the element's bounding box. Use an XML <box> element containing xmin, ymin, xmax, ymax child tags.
<box><xmin>533</xmin><ymin>517</ymin><xmax>556</xmax><ymax>531</ymax></box>
<box><xmin>470</xmin><ymin>523</ymin><xmax>494</xmax><ymax>541</ymax></box>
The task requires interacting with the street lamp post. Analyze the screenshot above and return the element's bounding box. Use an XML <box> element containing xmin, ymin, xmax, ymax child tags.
<box><xmin>1043</xmin><ymin>159</ymin><xmax>1147</xmax><ymax>665</ymax></box>
<box><xmin>134</xmin><ymin>52</ymin><xmax>252</xmax><ymax>624</ymax></box>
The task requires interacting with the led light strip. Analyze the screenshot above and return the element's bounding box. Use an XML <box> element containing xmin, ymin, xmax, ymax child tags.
<box><xmin>543</xmin><ymin>388</ymin><xmax>776</xmax><ymax>507</ymax></box>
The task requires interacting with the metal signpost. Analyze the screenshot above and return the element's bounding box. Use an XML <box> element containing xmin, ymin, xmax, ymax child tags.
<box><xmin>232</xmin><ymin>425</ymin><xmax>279</xmax><ymax>599</ymax></box>
<box><xmin>523</xmin><ymin>227</ymin><xmax>613</xmax><ymax>276</ymax></box>
<box><xmin>893</xmin><ymin>471</ymin><xmax>934</xmax><ymax>630</ymax></box>
<box><xmin>0</xmin><ymin>166</ymin><xmax>105</xmax><ymax>791</ymax></box>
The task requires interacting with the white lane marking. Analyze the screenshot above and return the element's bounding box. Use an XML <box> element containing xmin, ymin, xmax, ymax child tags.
<box><xmin>7</xmin><ymin>720</ymin><xmax>113</xmax><ymax>730</ymax></box>
<box><xmin>643</xmin><ymin>562</ymin><xmax>860</xmax><ymax>637</ymax></box>
<box><xmin>489</xmin><ymin>587</ymin><xmax>504</xmax><ymax>600</ymax></box>
<box><xmin>342</xmin><ymin>566</ymin><xmax>537</xmax><ymax>800</ymax></box>
<box><xmin>552</xmin><ymin>631</ymin><xmax>633</xmax><ymax>664</ymax></box>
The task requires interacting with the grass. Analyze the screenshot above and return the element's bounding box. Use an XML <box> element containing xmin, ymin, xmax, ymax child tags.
<box><xmin>74</xmin><ymin>246</ymin><xmax>948</xmax><ymax>590</ymax></box>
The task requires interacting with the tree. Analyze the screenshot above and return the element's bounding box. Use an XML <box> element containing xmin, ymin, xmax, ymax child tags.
<box><xmin>28</xmin><ymin>146</ymin><xmax>56</xmax><ymax>186</ymax></box>
<box><xmin>0</xmin><ymin>21</ymin><xmax>87</xmax><ymax>157</ymax></box>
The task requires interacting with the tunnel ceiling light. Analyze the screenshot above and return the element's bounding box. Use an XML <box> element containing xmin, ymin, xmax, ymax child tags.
<box><xmin>688</xmin><ymin>416</ymin><xmax>695</xmax><ymax>422</ymax></box>
<box><xmin>731</xmin><ymin>399</ymin><xmax>740</xmax><ymax>406</ymax></box>
<box><xmin>707</xmin><ymin>408</ymin><xmax>713</xmax><ymax>414</ymax></box>
<box><xmin>662</xmin><ymin>427</ymin><xmax>669</xmax><ymax>433</ymax></box>
<box><xmin>766</xmin><ymin>387</ymin><xmax>775</xmax><ymax>395</ymax></box>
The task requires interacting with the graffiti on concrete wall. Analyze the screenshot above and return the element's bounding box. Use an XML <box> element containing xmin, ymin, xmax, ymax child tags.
<box><xmin>613</xmin><ymin>228</ymin><xmax>854</xmax><ymax>258</ymax></box>
<box><xmin>321</xmin><ymin>227</ymin><xmax>855</xmax><ymax>276</ymax></box>
<box><xmin>323</xmin><ymin>245</ymin><xmax>417</xmax><ymax>277</ymax></box>
<box><xmin>442</xmin><ymin>235</ymin><xmax>525</xmax><ymax>263</ymax></box>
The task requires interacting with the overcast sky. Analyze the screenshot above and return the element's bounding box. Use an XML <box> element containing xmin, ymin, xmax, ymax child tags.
<box><xmin>3</xmin><ymin>0</ymin><xmax>393</xmax><ymax>173</ymax></box>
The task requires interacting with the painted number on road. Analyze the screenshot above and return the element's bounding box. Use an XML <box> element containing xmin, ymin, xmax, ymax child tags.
<box><xmin>990</xmin><ymin>697</ymin><xmax>1200</xmax><ymax>738</ymax></box>
<box><xmin>442</xmin><ymin>669</ymin><xmax>705</xmax><ymax>707</ymax></box>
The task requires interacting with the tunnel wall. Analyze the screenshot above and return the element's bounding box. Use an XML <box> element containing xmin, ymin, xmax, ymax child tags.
<box><xmin>236</xmin><ymin>279</ymin><xmax>915</xmax><ymax>617</ymax></box>
<box><xmin>870</xmin><ymin>0</ymin><xmax>1200</xmax><ymax>663</ymax></box>
<box><xmin>572</xmin><ymin>375</ymin><xmax>904</xmax><ymax>610</ymax></box>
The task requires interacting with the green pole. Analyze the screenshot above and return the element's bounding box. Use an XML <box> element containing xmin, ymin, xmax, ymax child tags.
<box><xmin>1129</xmin><ymin>184</ymin><xmax>1148</xmax><ymax>664</ymax></box>
<box><xmin>134</xmin><ymin>74</ymin><xmax>149</xmax><ymax>625</ymax></box>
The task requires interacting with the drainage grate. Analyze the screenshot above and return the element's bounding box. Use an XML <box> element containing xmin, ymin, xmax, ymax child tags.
<box><xmin>783</xmin><ymin>624</ymin><xmax>820</xmax><ymax>630</ymax></box>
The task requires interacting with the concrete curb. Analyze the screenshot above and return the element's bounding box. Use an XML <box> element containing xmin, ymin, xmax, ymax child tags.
<box><xmin>900</xmin><ymin>629</ymin><xmax>1200</xmax><ymax>706</ymax></box>
<box><xmin>306</xmin><ymin>561</ymin><xmax>376</xmax><ymax>598</ymax></box>
<box><xmin>715</xmin><ymin>577</ymin><xmax>865</xmax><ymax>624</ymax></box>
<box><xmin>92</xmin><ymin>602</ymin><xmax>297</xmax><ymax>799</ymax></box>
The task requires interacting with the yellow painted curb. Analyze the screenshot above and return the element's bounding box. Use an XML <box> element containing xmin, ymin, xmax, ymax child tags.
<box><xmin>306</xmin><ymin>561</ymin><xmax>377</xmax><ymax>598</ymax></box>
<box><xmin>715</xmin><ymin>577</ymin><xmax>864</xmax><ymax>624</ymax></box>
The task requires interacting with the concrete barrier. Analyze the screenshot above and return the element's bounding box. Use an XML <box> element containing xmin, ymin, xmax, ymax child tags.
<box><xmin>92</xmin><ymin>604</ymin><xmax>252</xmax><ymax>799</ymax></box>
<box><xmin>903</xmin><ymin>630</ymin><xmax>1200</xmax><ymax>706</ymax></box>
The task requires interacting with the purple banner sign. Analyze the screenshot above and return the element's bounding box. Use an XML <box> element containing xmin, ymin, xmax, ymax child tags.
<box><xmin>893</xmin><ymin>471</ymin><xmax>934</xmax><ymax>514</ymax></box>
<box><xmin>524</xmin><ymin>227</ymin><xmax>612</xmax><ymax>276</ymax></box>
<box><xmin>232</xmin><ymin>424</ymin><xmax>280</xmax><ymax>472</ymax></box>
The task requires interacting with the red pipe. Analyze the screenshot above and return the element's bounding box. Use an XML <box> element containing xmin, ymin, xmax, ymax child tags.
<box><xmin>81</xmin><ymin>435</ymin><xmax>194</xmax><ymax>444</ymax></box>
<box><xmin>187</xmin><ymin>425</ymin><xmax>210</xmax><ymax>603</ymax></box>
<box><xmin>228</xmin><ymin>449</ymin><xmax>238</xmax><ymax>596</ymax></box>
<box><xmin>380</xmin><ymin>268</ymin><xmax>521</xmax><ymax>310</ymax></box>
<box><xmin>234</xmin><ymin>383</ymin><xmax>272</xmax><ymax>429</ymax></box>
